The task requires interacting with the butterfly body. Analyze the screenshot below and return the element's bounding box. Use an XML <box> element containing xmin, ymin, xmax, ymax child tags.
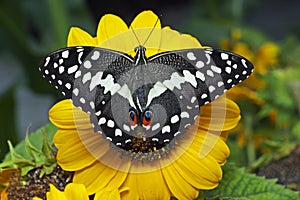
<box><xmin>40</xmin><ymin>45</ymin><xmax>253</xmax><ymax>153</ymax></box>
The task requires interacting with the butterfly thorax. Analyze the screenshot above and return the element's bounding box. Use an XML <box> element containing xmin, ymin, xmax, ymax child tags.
<box><xmin>134</xmin><ymin>46</ymin><xmax>147</xmax><ymax>66</ymax></box>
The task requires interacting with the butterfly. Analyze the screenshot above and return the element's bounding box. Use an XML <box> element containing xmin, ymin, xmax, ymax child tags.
<box><xmin>40</xmin><ymin>45</ymin><xmax>253</xmax><ymax>153</ymax></box>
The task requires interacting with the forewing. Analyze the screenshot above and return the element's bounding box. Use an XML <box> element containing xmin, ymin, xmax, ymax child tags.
<box><xmin>39</xmin><ymin>46</ymin><xmax>135</xmax><ymax>137</ymax></box>
<box><xmin>149</xmin><ymin>48</ymin><xmax>254</xmax><ymax>106</ymax></box>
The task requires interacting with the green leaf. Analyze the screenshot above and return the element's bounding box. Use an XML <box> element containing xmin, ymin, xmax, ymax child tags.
<box><xmin>25</xmin><ymin>129</ymin><xmax>44</xmax><ymax>163</ymax></box>
<box><xmin>41</xmin><ymin>130</ymin><xmax>56</xmax><ymax>162</ymax></box>
<box><xmin>203</xmin><ymin>163</ymin><xmax>299</xmax><ymax>200</ymax></box>
<box><xmin>3</xmin><ymin>123</ymin><xmax>57</xmax><ymax>163</ymax></box>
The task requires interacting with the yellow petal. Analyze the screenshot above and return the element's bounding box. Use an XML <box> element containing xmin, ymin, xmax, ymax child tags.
<box><xmin>131</xmin><ymin>11</ymin><xmax>161</xmax><ymax>29</ymax></box>
<box><xmin>54</xmin><ymin>129</ymin><xmax>97</xmax><ymax>171</ymax></box>
<box><xmin>46</xmin><ymin>184</ymin><xmax>67</xmax><ymax>200</ymax></box>
<box><xmin>121</xmin><ymin>170</ymin><xmax>171</xmax><ymax>200</ymax></box>
<box><xmin>73</xmin><ymin>160</ymin><xmax>129</xmax><ymax>195</ymax></box>
<box><xmin>32</xmin><ymin>197</ymin><xmax>42</xmax><ymax>200</ymax></box>
<box><xmin>119</xmin><ymin>174</ymin><xmax>139</xmax><ymax>200</ymax></box>
<box><xmin>94</xmin><ymin>188</ymin><xmax>124</xmax><ymax>200</ymax></box>
<box><xmin>199</xmin><ymin>97</ymin><xmax>241</xmax><ymax>131</ymax></box>
<box><xmin>173</xmin><ymin>144</ymin><xmax>222</xmax><ymax>190</ymax></box>
<box><xmin>67</xmin><ymin>27</ymin><xmax>97</xmax><ymax>47</ymax></box>
<box><xmin>64</xmin><ymin>183</ymin><xmax>89</xmax><ymax>200</ymax></box>
<box><xmin>97</xmin><ymin>14</ymin><xmax>128</xmax><ymax>44</ymax></box>
<box><xmin>193</xmin><ymin>130</ymin><xmax>230</xmax><ymax>165</ymax></box>
<box><xmin>49</xmin><ymin>100</ymin><xmax>91</xmax><ymax>130</ymax></box>
<box><xmin>159</xmin><ymin>27</ymin><xmax>201</xmax><ymax>51</ymax></box>
<box><xmin>96</xmin><ymin>14</ymin><xmax>136</xmax><ymax>53</ymax></box>
<box><xmin>162</xmin><ymin>163</ymin><xmax>199</xmax><ymax>200</ymax></box>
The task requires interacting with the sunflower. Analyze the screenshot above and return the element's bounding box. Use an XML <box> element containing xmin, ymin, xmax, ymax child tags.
<box><xmin>33</xmin><ymin>183</ymin><xmax>124</xmax><ymax>200</ymax></box>
<box><xmin>49</xmin><ymin>11</ymin><xmax>241</xmax><ymax>199</ymax></box>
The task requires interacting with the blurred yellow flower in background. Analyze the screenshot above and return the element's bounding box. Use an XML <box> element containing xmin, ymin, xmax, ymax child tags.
<box><xmin>221</xmin><ymin>29</ymin><xmax>279</xmax><ymax>103</ymax></box>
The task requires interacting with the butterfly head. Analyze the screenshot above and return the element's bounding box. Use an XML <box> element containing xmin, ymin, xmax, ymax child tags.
<box><xmin>134</xmin><ymin>46</ymin><xmax>147</xmax><ymax>65</ymax></box>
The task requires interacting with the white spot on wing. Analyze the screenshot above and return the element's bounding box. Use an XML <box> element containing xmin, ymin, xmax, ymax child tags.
<box><xmin>65</xmin><ymin>83</ymin><xmax>71</xmax><ymax>89</ymax></box>
<box><xmin>191</xmin><ymin>96</ymin><xmax>197</xmax><ymax>103</ymax></box>
<box><xmin>44</xmin><ymin>57</ymin><xmax>50</xmax><ymax>66</ymax></box>
<box><xmin>187</xmin><ymin>52</ymin><xmax>196</xmax><ymax>60</ymax></box>
<box><xmin>225</xmin><ymin>67</ymin><xmax>231</xmax><ymax>74</ymax></box>
<box><xmin>218</xmin><ymin>81</ymin><xmax>224</xmax><ymax>87</ymax></box>
<box><xmin>146</xmin><ymin>81</ymin><xmax>167</xmax><ymax>107</ymax></box>
<box><xmin>118</xmin><ymin>84</ymin><xmax>135</xmax><ymax>108</ymax></box>
<box><xmin>123</xmin><ymin>124</ymin><xmax>130</xmax><ymax>132</ymax></box>
<box><xmin>163</xmin><ymin>72</ymin><xmax>185</xmax><ymax>91</ymax></box>
<box><xmin>107</xmin><ymin>119</ymin><xmax>115</xmax><ymax>128</ymax></box>
<box><xmin>162</xmin><ymin>125</ymin><xmax>170</xmax><ymax>134</ymax></box>
<box><xmin>73</xmin><ymin>88</ymin><xmax>79</xmax><ymax>96</ymax></box>
<box><xmin>59</xmin><ymin>66</ymin><xmax>65</xmax><ymax>74</ymax></box>
<box><xmin>207</xmin><ymin>69</ymin><xmax>214</xmax><ymax>77</ymax></box>
<box><xmin>241</xmin><ymin>59</ymin><xmax>248</xmax><ymax>68</ymax></box>
<box><xmin>209</xmin><ymin>85</ymin><xmax>216</xmax><ymax>92</ymax></box>
<box><xmin>115</xmin><ymin>129</ymin><xmax>122</xmax><ymax>136</ymax></box>
<box><xmin>196</xmin><ymin>60</ymin><xmax>204</xmax><ymax>68</ymax></box>
<box><xmin>151</xmin><ymin>123</ymin><xmax>160</xmax><ymax>131</ymax></box>
<box><xmin>95</xmin><ymin>74</ymin><xmax>121</xmax><ymax>95</ymax></box>
<box><xmin>221</xmin><ymin>53</ymin><xmax>229</xmax><ymax>60</ymax></box>
<box><xmin>91</xmin><ymin>51</ymin><xmax>100</xmax><ymax>60</ymax></box>
<box><xmin>196</xmin><ymin>71</ymin><xmax>205</xmax><ymax>82</ymax></box>
<box><xmin>82</xmin><ymin>72</ymin><xmax>91</xmax><ymax>84</ymax></box>
<box><xmin>90</xmin><ymin>101</ymin><xmax>95</xmax><ymax>109</ymax></box>
<box><xmin>62</xmin><ymin>50</ymin><xmax>69</xmax><ymax>58</ymax></box>
<box><xmin>211</xmin><ymin>65</ymin><xmax>222</xmax><ymax>73</ymax></box>
<box><xmin>80</xmin><ymin>97</ymin><xmax>86</xmax><ymax>104</ymax></box>
<box><xmin>75</xmin><ymin>70</ymin><xmax>81</xmax><ymax>78</ymax></box>
<box><xmin>201</xmin><ymin>93</ymin><xmax>208</xmax><ymax>99</ymax></box>
<box><xmin>95</xmin><ymin>110</ymin><xmax>101</xmax><ymax>116</ymax></box>
<box><xmin>171</xmin><ymin>115</ymin><xmax>179</xmax><ymax>124</ymax></box>
<box><xmin>205</xmin><ymin>53</ymin><xmax>211</xmax><ymax>64</ymax></box>
<box><xmin>68</xmin><ymin>65</ymin><xmax>78</xmax><ymax>74</ymax></box>
<box><xmin>89</xmin><ymin>71</ymin><xmax>103</xmax><ymax>91</ymax></box>
<box><xmin>98</xmin><ymin>117</ymin><xmax>106</xmax><ymax>125</ymax></box>
<box><xmin>183</xmin><ymin>70</ymin><xmax>197</xmax><ymax>88</ymax></box>
<box><xmin>180</xmin><ymin>112</ymin><xmax>189</xmax><ymax>118</ymax></box>
<box><xmin>84</xmin><ymin>60</ymin><xmax>92</xmax><ymax>69</ymax></box>
<box><xmin>78</xmin><ymin>52</ymin><xmax>83</xmax><ymax>64</ymax></box>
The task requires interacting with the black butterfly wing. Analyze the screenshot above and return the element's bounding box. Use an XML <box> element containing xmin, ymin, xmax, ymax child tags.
<box><xmin>145</xmin><ymin>48</ymin><xmax>253</xmax><ymax>145</ymax></box>
<box><xmin>148</xmin><ymin>48</ymin><xmax>254</xmax><ymax>106</ymax></box>
<box><xmin>39</xmin><ymin>47</ymin><xmax>136</xmax><ymax>140</ymax></box>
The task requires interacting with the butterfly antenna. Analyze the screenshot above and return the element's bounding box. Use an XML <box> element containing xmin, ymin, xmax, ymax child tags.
<box><xmin>142</xmin><ymin>17</ymin><xmax>159</xmax><ymax>46</ymax></box>
<box><xmin>130</xmin><ymin>25</ymin><xmax>141</xmax><ymax>45</ymax></box>
<box><xmin>129</xmin><ymin>16</ymin><xmax>160</xmax><ymax>46</ymax></box>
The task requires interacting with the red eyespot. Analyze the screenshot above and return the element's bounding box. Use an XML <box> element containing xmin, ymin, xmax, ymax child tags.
<box><xmin>143</xmin><ymin>110</ymin><xmax>152</xmax><ymax>126</ymax></box>
<box><xmin>129</xmin><ymin>109</ymin><xmax>137</xmax><ymax>126</ymax></box>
